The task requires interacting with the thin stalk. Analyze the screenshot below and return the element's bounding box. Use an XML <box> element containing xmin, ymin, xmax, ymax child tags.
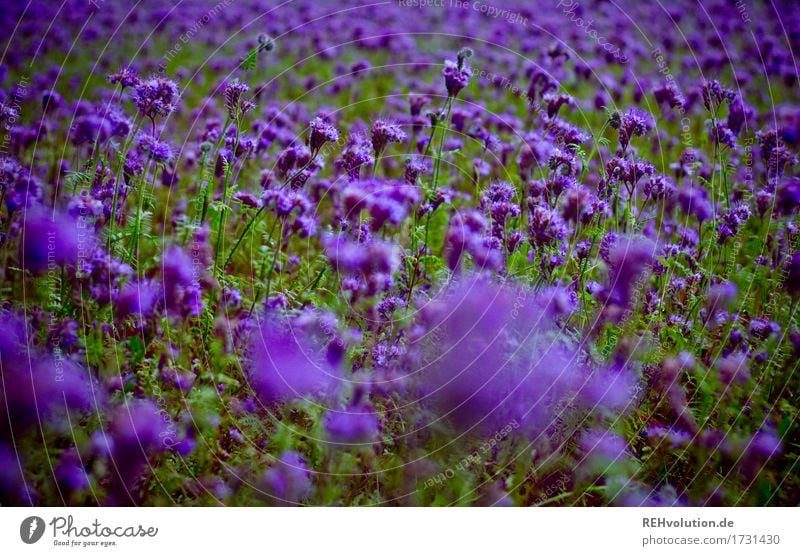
<box><xmin>108</xmin><ymin>116</ymin><xmax>144</xmax><ymax>253</ymax></box>
<box><xmin>128</xmin><ymin>161</ymin><xmax>159</xmax><ymax>266</ymax></box>
<box><xmin>214</xmin><ymin>118</ymin><xmax>241</xmax><ymax>271</ymax></box>
<box><xmin>224</xmin><ymin>155</ymin><xmax>317</xmax><ymax>266</ymax></box>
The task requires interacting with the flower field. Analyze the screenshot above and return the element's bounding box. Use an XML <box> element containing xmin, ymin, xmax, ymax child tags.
<box><xmin>1</xmin><ymin>0</ymin><xmax>799</xmax><ymax>506</ymax></box>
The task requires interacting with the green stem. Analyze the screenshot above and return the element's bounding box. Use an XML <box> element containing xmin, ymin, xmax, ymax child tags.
<box><xmin>533</xmin><ymin>485</ymin><xmax>606</xmax><ymax>507</ymax></box>
<box><xmin>263</xmin><ymin>219</ymin><xmax>284</xmax><ymax>300</ymax></box>
<box><xmin>214</xmin><ymin>120</ymin><xmax>241</xmax><ymax>272</ymax></box>
<box><xmin>224</xmin><ymin>155</ymin><xmax>317</xmax><ymax>266</ymax></box>
<box><xmin>128</xmin><ymin>161</ymin><xmax>159</xmax><ymax>266</ymax></box>
<box><xmin>108</xmin><ymin>116</ymin><xmax>144</xmax><ymax>253</ymax></box>
<box><xmin>225</xmin><ymin>206</ymin><xmax>263</xmax><ymax>269</ymax></box>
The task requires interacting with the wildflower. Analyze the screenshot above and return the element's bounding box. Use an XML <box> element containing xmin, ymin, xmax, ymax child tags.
<box><xmin>653</xmin><ymin>81</ymin><xmax>684</xmax><ymax>110</ymax></box>
<box><xmin>307</xmin><ymin>116</ymin><xmax>339</xmax><ymax>153</ymax></box>
<box><xmin>260</xmin><ymin>451</ymin><xmax>313</xmax><ymax>505</ymax></box>
<box><xmin>716</xmin><ymin>353</ymin><xmax>750</xmax><ymax>385</ymax></box>
<box><xmin>710</xmin><ymin>122</ymin><xmax>736</xmax><ymax>149</ymax></box>
<box><xmin>776</xmin><ymin>177</ymin><xmax>800</xmax><ymax>215</ymax></box>
<box><xmin>133</xmin><ymin>77</ymin><xmax>179</xmax><ymax>120</ymax></box>
<box><xmin>442</xmin><ymin>49</ymin><xmax>472</xmax><ymax>97</ymax></box>
<box><xmin>701</xmin><ymin>79</ymin><xmax>734</xmax><ymax>112</ymax></box>
<box><xmin>107</xmin><ymin>401</ymin><xmax>173</xmax><ymax>503</ymax></box>
<box><xmin>528</xmin><ymin>205</ymin><xmax>566</xmax><ymax>247</ymax></box>
<box><xmin>324</xmin><ymin>404</ymin><xmax>380</xmax><ymax>444</ymax></box>
<box><xmin>408</xmin><ymin>93</ymin><xmax>431</xmax><ymax>116</ymax></box>
<box><xmin>444</xmin><ymin>209</ymin><xmax>502</xmax><ymax>272</ymax></box>
<box><xmin>717</xmin><ymin>204</ymin><xmax>750</xmax><ymax>243</ymax></box>
<box><xmin>337</xmin><ymin>135</ymin><xmax>374</xmax><ymax>180</ymax></box>
<box><xmin>20</xmin><ymin>208</ymin><xmax>90</xmax><ymax>275</ymax></box>
<box><xmin>705</xmin><ymin>281</ymin><xmax>737</xmax><ymax>324</ymax></box>
<box><xmin>617</xmin><ymin>108</ymin><xmax>653</xmax><ymax>152</ymax></box>
<box><xmin>643</xmin><ymin>174</ymin><xmax>676</xmax><ymax>201</ymax></box>
<box><xmin>370</xmin><ymin>119</ymin><xmax>406</xmax><ymax>158</ymax></box>
<box><xmin>738</xmin><ymin>428</ymin><xmax>782</xmax><ymax>481</ymax></box>
<box><xmin>137</xmin><ymin>134</ymin><xmax>173</xmax><ymax>163</ymax></box>
<box><xmin>677</xmin><ymin>185</ymin><xmax>713</xmax><ymax>222</ymax></box>
<box><xmin>561</xmin><ymin>185</ymin><xmax>597</xmax><ymax>224</ymax></box>
<box><xmin>479</xmin><ymin>181</ymin><xmax>520</xmax><ymax>238</ymax></box>
<box><xmin>409</xmin><ymin>276</ymin><xmax>588</xmax><ymax>437</ymax></box>
<box><xmin>544</xmin><ymin>92</ymin><xmax>573</xmax><ymax>118</ymax></box>
<box><xmin>727</xmin><ymin>95</ymin><xmax>753</xmax><ymax>135</ymax></box>
<box><xmin>114</xmin><ymin>280</ymin><xmax>157</xmax><ymax>318</ymax></box>
<box><xmin>247</xmin><ymin>316</ymin><xmax>341</xmax><ymax>404</ymax></box>
<box><xmin>107</xmin><ymin>66</ymin><xmax>141</xmax><ymax>89</ymax></box>
<box><xmin>223</xmin><ymin>79</ymin><xmax>254</xmax><ymax>120</ymax></box>
<box><xmin>784</xmin><ymin>252</ymin><xmax>800</xmax><ymax>297</ymax></box>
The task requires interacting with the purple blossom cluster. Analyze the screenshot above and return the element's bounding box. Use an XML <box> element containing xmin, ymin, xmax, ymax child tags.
<box><xmin>0</xmin><ymin>0</ymin><xmax>798</xmax><ymax>508</ymax></box>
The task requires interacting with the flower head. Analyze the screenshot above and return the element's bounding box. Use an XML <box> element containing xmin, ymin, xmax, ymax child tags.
<box><xmin>223</xmin><ymin>79</ymin><xmax>254</xmax><ymax>120</ymax></box>
<box><xmin>248</xmin><ymin>316</ymin><xmax>341</xmax><ymax>404</ymax></box>
<box><xmin>260</xmin><ymin>451</ymin><xmax>313</xmax><ymax>504</ymax></box>
<box><xmin>370</xmin><ymin>119</ymin><xmax>406</xmax><ymax>157</ymax></box>
<box><xmin>133</xmin><ymin>77</ymin><xmax>179</xmax><ymax>120</ymax></box>
<box><xmin>442</xmin><ymin>58</ymin><xmax>472</xmax><ymax>97</ymax></box>
<box><xmin>308</xmin><ymin>116</ymin><xmax>339</xmax><ymax>153</ymax></box>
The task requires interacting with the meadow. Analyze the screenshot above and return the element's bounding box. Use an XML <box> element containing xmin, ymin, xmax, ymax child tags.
<box><xmin>0</xmin><ymin>0</ymin><xmax>798</xmax><ymax>506</ymax></box>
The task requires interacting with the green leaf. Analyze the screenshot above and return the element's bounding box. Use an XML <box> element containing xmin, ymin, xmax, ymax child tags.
<box><xmin>240</xmin><ymin>48</ymin><xmax>258</xmax><ymax>72</ymax></box>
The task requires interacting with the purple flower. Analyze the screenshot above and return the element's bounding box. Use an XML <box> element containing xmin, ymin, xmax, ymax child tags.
<box><xmin>710</xmin><ymin>122</ymin><xmax>736</xmax><ymax>149</ymax></box>
<box><xmin>55</xmin><ymin>449</ymin><xmax>90</xmax><ymax>493</ymax></box>
<box><xmin>544</xmin><ymin>92</ymin><xmax>573</xmax><ymax>118</ymax></box>
<box><xmin>408</xmin><ymin>93</ymin><xmax>431</xmax><ymax>116</ymax></box>
<box><xmin>223</xmin><ymin>79</ymin><xmax>254</xmax><ymax>120</ymax></box>
<box><xmin>371</xmin><ymin>119</ymin><xmax>406</xmax><ymax>157</ymax></box>
<box><xmin>528</xmin><ymin>205</ymin><xmax>566</xmax><ymax>247</ymax></box>
<box><xmin>323</xmin><ymin>234</ymin><xmax>400</xmax><ymax>291</ymax></box>
<box><xmin>643</xmin><ymin>174</ymin><xmax>676</xmax><ymax>201</ymax></box>
<box><xmin>616</xmin><ymin>109</ymin><xmax>654</xmax><ymax>152</ymax></box>
<box><xmin>260</xmin><ymin>451</ymin><xmax>313</xmax><ymax>505</ymax></box>
<box><xmin>337</xmin><ymin>135</ymin><xmax>374</xmax><ymax>180</ymax></box>
<box><xmin>114</xmin><ymin>280</ymin><xmax>156</xmax><ymax>318</ymax></box>
<box><xmin>717</xmin><ymin>204</ymin><xmax>750</xmax><ymax>243</ymax></box>
<box><xmin>579</xmin><ymin>361</ymin><xmax>639</xmax><ymax>414</ymax></box>
<box><xmin>716</xmin><ymin>353</ymin><xmax>750</xmax><ymax>385</ymax></box>
<box><xmin>308</xmin><ymin>116</ymin><xmax>339</xmax><ymax>153</ymax></box>
<box><xmin>595</xmin><ymin>235</ymin><xmax>656</xmax><ymax>320</ymax></box>
<box><xmin>561</xmin><ymin>185</ymin><xmax>596</xmax><ymax>224</ymax></box>
<box><xmin>70</xmin><ymin>113</ymin><xmax>111</xmax><ymax>145</ymax></box>
<box><xmin>409</xmin><ymin>277</ymin><xmax>590</xmax><ymax>438</ymax></box>
<box><xmin>442</xmin><ymin>58</ymin><xmax>472</xmax><ymax>97</ymax></box>
<box><xmin>701</xmin><ymin>80</ymin><xmax>734</xmax><ymax>112</ymax></box>
<box><xmin>106</xmin><ymin>400</ymin><xmax>172</xmax><ymax>503</ymax></box>
<box><xmin>133</xmin><ymin>77</ymin><xmax>179</xmax><ymax>120</ymax></box>
<box><xmin>247</xmin><ymin>317</ymin><xmax>340</xmax><ymax>404</ymax></box>
<box><xmin>677</xmin><ymin>185</ymin><xmax>713</xmax><ymax>222</ymax></box>
<box><xmin>1</xmin><ymin>319</ymin><xmax>101</xmax><ymax>433</ymax></box>
<box><xmin>580</xmin><ymin>429</ymin><xmax>629</xmax><ymax>465</ymax></box>
<box><xmin>479</xmin><ymin>181</ymin><xmax>520</xmax><ymax>238</ymax></box>
<box><xmin>705</xmin><ymin>281</ymin><xmax>737</xmax><ymax>324</ymax></box>
<box><xmin>108</xmin><ymin>66</ymin><xmax>141</xmax><ymax>89</ymax></box>
<box><xmin>738</xmin><ymin>428</ymin><xmax>782</xmax><ymax>481</ymax></box>
<box><xmin>776</xmin><ymin>177</ymin><xmax>800</xmax><ymax>216</ymax></box>
<box><xmin>653</xmin><ymin>81</ymin><xmax>684</xmax><ymax>110</ymax></box>
<box><xmin>20</xmin><ymin>208</ymin><xmax>92</xmax><ymax>275</ymax></box>
<box><xmin>324</xmin><ymin>404</ymin><xmax>380</xmax><ymax>444</ymax></box>
<box><xmin>727</xmin><ymin>95</ymin><xmax>753</xmax><ymax>135</ymax></box>
<box><xmin>786</xmin><ymin>252</ymin><xmax>800</xmax><ymax>296</ymax></box>
<box><xmin>137</xmin><ymin>134</ymin><xmax>173</xmax><ymax>164</ymax></box>
<box><xmin>444</xmin><ymin>209</ymin><xmax>502</xmax><ymax>272</ymax></box>
<box><xmin>159</xmin><ymin>245</ymin><xmax>202</xmax><ymax>315</ymax></box>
